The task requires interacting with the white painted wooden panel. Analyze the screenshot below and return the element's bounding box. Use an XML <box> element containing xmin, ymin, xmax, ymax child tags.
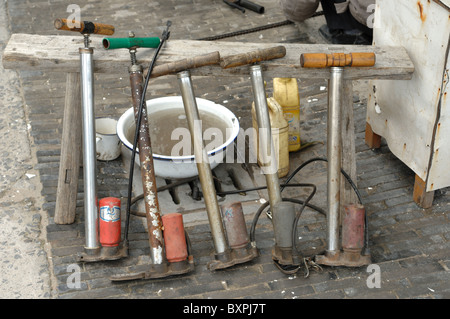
<box><xmin>367</xmin><ymin>0</ymin><xmax>450</xmax><ymax>191</ymax></box>
<box><xmin>427</xmin><ymin>50</ymin><xmax>450</xmax><ymax>191</ymax></box>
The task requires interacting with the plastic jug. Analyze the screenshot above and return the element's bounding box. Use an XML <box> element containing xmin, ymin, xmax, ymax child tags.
<box><xmin>273</xmin><ymin>78</ymin><xmax>301</xmax><ymax>152</ymax></box>
<box><xmin>252</xmin><ymin>97</ymin><xmax>289</xmax><ymax>178</ymax></box>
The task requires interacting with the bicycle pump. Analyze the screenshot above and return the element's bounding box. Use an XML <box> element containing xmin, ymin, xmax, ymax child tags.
<box><xmin>250</xmin><ymin>64</ymin><xmax>302</xmax><ymax>272</ymax></box>
<box><xmin>300</xmin><ymin>52</ymin><xmax>374</xmax><ymax>267</ymax></box>
<box><xmin>104</xmin><ymin>26</ymin><xmax>195</xmax><ymax>281</ymax></box>
<box><xmin>177</xmin><ymin>70</ymin><xmax>260</xmax><ymax>271</ymax></box>
<box><xmin>55</xmin><ymin>19</ymin><xmax>128</xmax><ymax>262</ymax></box>
<box><xmin>114</xmin><ymin>45</ymin><xmax>286</xmax><ymax>272</ymax></box>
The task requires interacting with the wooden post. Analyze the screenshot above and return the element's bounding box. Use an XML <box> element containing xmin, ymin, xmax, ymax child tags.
<box><xmin>365</xmin><ymin>122</ymin><xmax>381</xmax><ymax>149</ymax></box>
<box><xmin>54</xmin><ymin>72</ymin><xmax>82</xmax><ymax>224</ymax></box>
<box><xmin>340</xmin><ymin>80</ymin><xmax>359</xmax><ymax>216</ymax></box>
<box><xmin>413</xmin><ymin>174</ymin><xmax>434</xmax><ymax>209</ymax></box>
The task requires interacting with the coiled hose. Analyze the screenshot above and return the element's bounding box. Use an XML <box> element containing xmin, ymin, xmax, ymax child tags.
<box><xmin>247</xmin><ymin>157</ymin><xmax>368</xmax><ymax>276</ymax></box>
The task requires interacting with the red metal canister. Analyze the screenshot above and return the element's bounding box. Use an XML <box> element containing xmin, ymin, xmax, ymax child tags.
<box><xmin>99</xmin><ymin>197</ymin><xmax>121</xmax><ymax>247</ymax></box>
<box><xmin>162</xmin><ymin>213</ymin><xmax>188</xmax><ymax>263</ymax></box>
<box><xmin>342</xmin><ymin>204</ymin><xmax>366</xmax><ymax>251</ymax></box>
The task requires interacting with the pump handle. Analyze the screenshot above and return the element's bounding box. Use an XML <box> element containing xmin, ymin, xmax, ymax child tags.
<box><xmin>102</xmin><ymin>37</ymin><xmax>161</xmax><ymax>50</ymax></box>
<box><xmin>54</xmin><ymin>18</ymin><xmax>115</xmax><ymax>35</ymax></box>
<box><xmin>150</xmin><ymin>51</ymin><xmax>221</xmax><ymax>78</ymax></box>
<box><xmin>300</xmin><ymin>52</ymin><xmax>376</xmax><ymax>68</ymax></box>
<box><xmin>220</xmin><ymin>46</ymin><xmax>286</xmax><ymax>69</ymax></box>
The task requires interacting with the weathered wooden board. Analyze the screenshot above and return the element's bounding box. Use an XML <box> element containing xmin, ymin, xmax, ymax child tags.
<box><xmin>2</xmin><ymin>33</ymin><xmax>414</xmax><ymax>80</ymax></box>
<box><xmin>54</xmin><ymin>73</ymin><xmax>82</xmax><ymax>224</ymax></box>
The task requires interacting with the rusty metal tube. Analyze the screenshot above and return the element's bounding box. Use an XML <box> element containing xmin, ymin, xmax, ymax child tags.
<box><xmin>177</xmin><ymin>70</ymin><xmax>228</xmax><ymax>255</ymax></box>
<box><xmin>249</xmin><ymin>64</ymin><xmax>282</xmax><ymax>208</ymax></box>
<box><xmin>220</xmin><ymin>202</ymin><xmax>249</xmax><ymax>249</ymax></box>
<box><xmin>129</xmin><ymin>64</ymin><xmax>165</xmax><ymax>265</ymax></box>
<box><xmin>326</xmin><ymin>67</ymin><xmax>344</xmax><ymax>254</ymax></box>
<box><xmin>342</xmin><ymin>204</ymin><xmax>365</xmax><ymax>251</ymax></box>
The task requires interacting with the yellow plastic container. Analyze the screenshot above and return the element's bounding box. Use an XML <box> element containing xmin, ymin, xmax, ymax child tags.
<box><xmin>273</xmin><ymin>78</ymin><xmax>301</xmax><ymax>152</ymax></box>
<box><xmin>251</xmin><ymin>97</ymin><xmax>289</xmax><ymax>178</ymax></box>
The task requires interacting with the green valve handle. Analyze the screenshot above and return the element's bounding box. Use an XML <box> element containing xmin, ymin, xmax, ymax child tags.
<box><xmin>102</xmin><ymin>37</ymin><xmax>161</xmax><ymax>50</ymax></box>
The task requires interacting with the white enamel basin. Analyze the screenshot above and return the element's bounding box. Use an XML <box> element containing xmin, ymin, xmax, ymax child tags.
<box><xmin>116</xmin><ymin>96</ymin><xmax>240</xmax><ymax>179</ymax></box>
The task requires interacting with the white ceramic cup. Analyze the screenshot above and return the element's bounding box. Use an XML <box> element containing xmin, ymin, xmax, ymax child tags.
<box><xmin>95</xmin><ymin>117</ymin><xmax>121</xmax><ymax>161</ymax></box>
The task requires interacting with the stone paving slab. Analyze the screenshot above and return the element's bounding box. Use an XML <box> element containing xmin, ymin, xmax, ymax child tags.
<box><xmin>1</xmin><ymin>0</ymin><xmax>449</xmax><ymax>301</ymax></box>
<box><xmin>0</xmin><ymin>0</ymin><xmax>52</xmax><ymax>298</ymax></box>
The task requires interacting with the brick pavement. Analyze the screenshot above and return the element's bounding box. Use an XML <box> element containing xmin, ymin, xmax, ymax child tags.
<box><xmin>2</xmin><ymin>0</ymin><xmax>449</xmax><ymax>300</ymax></box>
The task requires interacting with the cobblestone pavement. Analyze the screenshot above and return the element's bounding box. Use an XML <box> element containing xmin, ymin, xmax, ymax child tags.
<box><xmin>1</xmin><ymin>0</ymin><xmax>449</xmax><ymax>300</ymax></box>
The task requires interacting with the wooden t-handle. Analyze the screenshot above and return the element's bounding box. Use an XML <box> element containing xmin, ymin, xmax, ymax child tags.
<box><xmin>300</xmin><ymin>52</ymin><xmax>376</xmax><ymax>68</ymax></box>
<box><xmin>150</xmin><ymin>51</ymin><xmax>221</xmax><ymax>78</ymax></box>
<box><xmin>54</xmin><ymin>18</ymin><xmax>115</xmax><ymax>35</ymax></box>
<box><xmin>220</xmin><ymin>46</ymin><xmax>286</xmax><ymax>69</ymax></box>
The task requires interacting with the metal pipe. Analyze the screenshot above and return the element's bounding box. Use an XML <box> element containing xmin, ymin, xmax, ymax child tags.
<box><xmin>326</xmin><ymin>67</ymin><xmax>344</xmax><ymax>253</ymax></box>
<box><xmin>220</xmin><ymin>202</ymin><xmax>249</xmax><ymax>250</ymax></box>
<box><xmin>79</xmin><ymin>46</ymin><xmax>99</xmax><ymax>251</ymax></box>
<box><xmin>249</xmin><ymin>65</ymin><xmax>282</xmax><ymax>207</ymax></box>
<box><xmin>129</xmin><ymin>64</ymin><xmax>165</xmax><ymax>265</ymax></box>
<box><xmin>272</xmin><ymin>201</ymin><xmax>296</xmax><ymax>248</ymax></box>
<box><xmin>177</xmin><ymin>71</ymin><xmax>228</xmax><ymax>255</ymax></box>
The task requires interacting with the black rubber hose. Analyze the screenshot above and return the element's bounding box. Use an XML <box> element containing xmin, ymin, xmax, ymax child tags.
<box><xmin>280</xmin><ymin>156</ymin><xmax>369</xmax><ymax>254</ymax></box>
<box><xmin>128</xmin><ymin>156</ymin><xmax>369</xmax><ymax>256</ymax></box>
<box><xmin>249</xmin><ymin>184</ymin><xmax>323</xmax><ymax>245</ymax></box>
<box><xmin>239</xmin><ymin>0</ymin><xmax>265</xmax><ymax>14</ymax></box>
<box><xmin>290</xmin><ymin>186</ymin><xmax>316</xmax><ymax>257</ymax></box>
<box><xmin>130</xmin><ymin>183</ymin><xmax>326</xmax><ymax>218</ymax></box>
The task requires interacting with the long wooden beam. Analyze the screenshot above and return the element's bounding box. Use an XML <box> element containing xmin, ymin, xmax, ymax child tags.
<box><xmin>3</xmin><ymin>33</ymin><xmax>414</xmax><ymax>80</ymax></box>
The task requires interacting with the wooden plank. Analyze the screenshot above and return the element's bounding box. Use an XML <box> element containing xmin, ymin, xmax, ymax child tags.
<box><xmin>2</xmin><ymin>34</ymin><xmax>414</xmax><ymax>80</ymax></box>
<box><xmin>54</xmin><ymin>72</ymin><xmax>82</xmax><ymax>224</ymax></box>
<box><xmin>340</xmin><ymin>80</ymin><xmax>359</xmax><ymax>214</ymax></box>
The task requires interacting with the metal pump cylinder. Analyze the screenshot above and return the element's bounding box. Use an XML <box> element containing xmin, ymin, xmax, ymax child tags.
<box><xmin>249</xmin><ymin>64</ymin><xmax>282</xmax><ymax>208</ymax></box>
<box><xmin>162</xmin><ymin>213</ymin><xmax>188</xmax><ymax>263</ymax></box>
<box><xmin>221</xmin><ymin>202</ymin><xmax>250</xmax><ymax>249</ymax></box>
<box><xmin>99</xmin><ymin>197</ymin><xmax>121</xmax><ymax>247</ymax></box>
<box><xmin>80</xmin><ymin>46</ymin><xmax>99</xmax><ymax>251</ymax></box>
<box><xmin>326</xmin><ymin>67</ymin><xmax>344</xmax><ymax>254</ymax></box>
<box><xmin>177</xmin><ymin>70</ymin><xmax>228</xmax><ymax>255</ymax></box>
<box><xmin>342</xmin><ymin>204</ymin><xmax>366</xmax><ymax>251</ymax></box>
<box><xmin>272</xmin><ymin>201</ymin><xmax>296</xmax><ymax>249</ymax></box>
